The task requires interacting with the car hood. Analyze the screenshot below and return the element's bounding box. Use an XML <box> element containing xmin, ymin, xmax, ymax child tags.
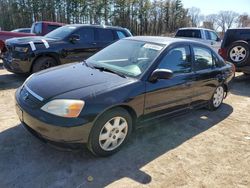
<box><xmin>25</xmin><ymin>63</ymin><xmax>136</xmax><ymax>101</ymax></box>
<box><xmin>6</xmin><ymin>36</ymin><xmax>58</xmax><ymax>45</ymax></box>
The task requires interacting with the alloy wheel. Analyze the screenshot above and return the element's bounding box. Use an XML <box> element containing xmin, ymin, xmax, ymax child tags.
<box><xmin>229</xmin><ymin>46</ymin><xmax>247</xmax><ymax>63</ymax></box>
<box><xmin>213</xmin><ymin>86</ymin><xmax>224</xmax><ymax>108</ymax></box>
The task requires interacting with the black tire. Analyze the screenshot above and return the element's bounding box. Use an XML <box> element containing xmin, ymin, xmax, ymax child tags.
<box><xmin>32</xmin><ymin>56</ymin><xmax>57</xmax><ymax>73</ymax></box>
<box><xmin>227</xmin><ymin>41</ymin><xmax>250</xmax><ymax>67</ymax></box>
<box><xmin>208</xmin><ymin>86</ymin><xmax>225</xmax><ymax>111</ymax></box>
<box><xmin>87</xmin><ymin>107</ymin><xmax>133</xmax><ymax>157</ymax></box>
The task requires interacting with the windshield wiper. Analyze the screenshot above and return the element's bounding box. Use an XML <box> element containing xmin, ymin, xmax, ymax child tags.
<box><xmin>82</xmin><ymin>60</ymin><xmax>94</xmax><ymax>68</ymax></box>
<box><xmin>93</xmin><ymin>65</ymin><xmax>126</xmax><ymax>78</ymax></box>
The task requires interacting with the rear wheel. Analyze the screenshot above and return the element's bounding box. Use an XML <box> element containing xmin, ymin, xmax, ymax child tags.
<box><xmin>228</xmin><ymin>42</ymin><xmax>250</xmax><ymax>67</ymax></box>
<box><xmin>32</xmin><ymin>56</ymin><xmax>57</xmax><ymax>73</ymax></box>
<box><xmin>88</xmin><ymin>108</ymin><xmax>132</xmax><ymax>157</ymax></box>
<box><xmin>208</xmin><ymin>86</ymin><xmax>225</xmax><ymax>111</ymax></box>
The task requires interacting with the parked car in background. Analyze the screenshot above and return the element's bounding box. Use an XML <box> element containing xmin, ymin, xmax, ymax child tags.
<box><xmin>175</xmin><ymin>28</ymin><xmax>221</xmax><ymax>51</ymax></box>
<box><xmin>15</xmin><ymin>36</ymin><xmax>234</xmax><ymax>156</ymax></box>
<box><xmin>0</xmin><ymin>21</ymin><xmax>64</xmax><ymax>54</ymax></box>
<box><xmin>219</xmin><ymin>28</ymin><xmax>250</xmax><ymax>75</ymax></box>
<box><xmin>3</xmin><ymin>24</ymin><xmax>132</xmax><ymax>74</ymax></box>
<box><xmin>11</xmin><ymin>28</ymin><xmax>31</xmax><ymax>33</ymax></box>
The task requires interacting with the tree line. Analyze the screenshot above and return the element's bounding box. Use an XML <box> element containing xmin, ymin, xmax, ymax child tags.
<box><xmin>188</xmin><ymin>7</ymin><xmax>250</xmax><ymax>33</ymax></box>
<box><xmin>0</xmin><ymin>0</ymin><xmax>249</xmax><ymax>35</ymax></box>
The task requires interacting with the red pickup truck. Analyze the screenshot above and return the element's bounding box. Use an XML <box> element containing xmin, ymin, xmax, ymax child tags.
<box><xmin>0</xmin><ymin>21</ymin><xmax>64</xmax><ymax>53</ymax></box>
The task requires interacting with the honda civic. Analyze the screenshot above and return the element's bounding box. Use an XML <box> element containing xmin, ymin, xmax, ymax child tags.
<box><xmin>15</xmin><ymin>36</ymin><xmax>234</xmax><ymax>156</ymax></box>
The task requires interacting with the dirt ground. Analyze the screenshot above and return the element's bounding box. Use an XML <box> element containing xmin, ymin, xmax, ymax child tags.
<box><xmin>0</xmin><ymin>62</ymin><xmax>249</xmax><ymax>188</ymax></box>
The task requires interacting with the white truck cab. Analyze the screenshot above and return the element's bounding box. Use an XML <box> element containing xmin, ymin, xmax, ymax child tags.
<box><xmin>175</xmin><ymin>28</ymin><xmax>221</xmax><ymax>51</ymax></box>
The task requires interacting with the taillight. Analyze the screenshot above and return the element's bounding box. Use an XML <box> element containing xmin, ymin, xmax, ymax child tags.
<box><xmin>218</xmin><ymin>48</ymin><xmax>227</xmax><ymax>60</ymax></box>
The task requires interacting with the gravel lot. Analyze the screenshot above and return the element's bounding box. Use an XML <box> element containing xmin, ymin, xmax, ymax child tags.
<box><xmin>0</xmin><ymin>62</ymin><xmax>250</xmax><ymax>188</ymax></box>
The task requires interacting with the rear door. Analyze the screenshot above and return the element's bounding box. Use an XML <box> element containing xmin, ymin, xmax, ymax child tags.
<box><xmin>95</xmin><ymin>28</ymin><xmax>116</xmax><ymax>51</ymax></box>
<box><xmin>190</xmin><ymin>44</ymin><xmax>221</xmax><ymax>107</ymax></box>
<box><xmin>144</xmin><ymin>45</ymin><xmax>195</xmax><ymax>119</ymax></box>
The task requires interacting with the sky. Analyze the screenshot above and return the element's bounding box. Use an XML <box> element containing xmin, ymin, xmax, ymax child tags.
<box><xmin>181</xmin><ymin>0</ymin><xmax>250</xmax><ymax>15</ymax></box>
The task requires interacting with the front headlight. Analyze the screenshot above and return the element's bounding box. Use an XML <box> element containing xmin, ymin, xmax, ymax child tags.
<box><xmin>15</xmin><ymin>46</ymin><xmax>29</xmax><ymax>53</ymax></box>
<box><xmin>41</xmin><ymin>99</ymin><xmax>85</xmax><ymax>118</ymax></box>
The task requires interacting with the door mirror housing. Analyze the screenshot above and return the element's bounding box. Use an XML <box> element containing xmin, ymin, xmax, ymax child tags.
<box><xmin>149</xmin><ymin>69</ymin><xmax>173</xmax><ymax>82</ymax></box>
<box><xmin>69</xmin><ymin>34</ymin><xmax>80</xmax><ymax>43</ymax></box>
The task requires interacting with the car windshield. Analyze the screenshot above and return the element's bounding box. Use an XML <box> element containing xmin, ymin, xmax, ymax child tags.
<box><xmin>87</xmin><ymin>39</ymin><xmax>164</xmax><ymax>77</ymax></box>
<box><xmin>45</xmin><ymin>25</ymin><xmax>76</xmax><ymax>39</ymax></box>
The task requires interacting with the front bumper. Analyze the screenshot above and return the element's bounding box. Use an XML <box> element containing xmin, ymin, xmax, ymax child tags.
<box><xmin>3</xmin><ymin>52</ymin><xmax>31</xmax><ymax>74</ymax></box>
<box><xmin>15</xmin><ymin>103</ymin><xmax>93</xmax><ymax>145</ymax></box>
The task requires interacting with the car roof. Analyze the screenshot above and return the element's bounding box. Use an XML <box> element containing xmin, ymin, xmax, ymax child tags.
<box><xmin>227</xmin><ymin>27</ymin><xmax>250</xmax><ymax>31</ymax></box>
<box><xmin>35</xmin><ymin>21</ymin><xmax>65</xmax><ymax>26</ymax></box>
<box><xmin>124</xmin><ymin>36</ymin><xmax>201</xmax><ymax>46</ymax></box>
<box><xmin>64</xmin><ymin>24</ymin><xmax>127</xmax><ymax>30</ymax></box>
<box><xmin>15</xmin><ymin>28</ymin><xmax>30</xmax><ymax>30</ymax></box>
<box><xmin>177</xmin><ymin>27</ymin><xmax>216</xmax><ymax>32</ymax></box>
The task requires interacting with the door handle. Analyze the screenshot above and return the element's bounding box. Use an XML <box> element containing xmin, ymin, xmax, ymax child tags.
<box><xmin>92</xmin><ymin>42</ymin><xmax>97</xmax><ymax>45</ymax></box>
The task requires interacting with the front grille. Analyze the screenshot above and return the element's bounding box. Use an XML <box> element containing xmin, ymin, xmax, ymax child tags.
<box><xmin>20</xmin><ymin>86</ymin><xmax>43</xmax><ymax>108</ymax></box>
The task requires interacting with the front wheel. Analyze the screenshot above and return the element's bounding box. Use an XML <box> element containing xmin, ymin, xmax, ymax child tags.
<box><xmin>88</xmin><ymin>108</ymin><xmax>132</xmax><ymax>157</ymax></box>
<box><xmin>208</xmin><ymin>86</ymin><xmax>225</xmax><ymax>111</ymax></box>
<box><xmin>32</xmin><ymin>56</ymin><xmax>57</xmax><ymax>73</ymax></box>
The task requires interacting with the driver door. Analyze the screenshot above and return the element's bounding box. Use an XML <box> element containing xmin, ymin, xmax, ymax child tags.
<box><xmin>62</xmin><ymin>28</ymin><xmax>98</xmax><ymax>63</ymax></box>
<box><xmin>144</xmin><ymin>45</ymin><xmax>195</xmax><ymax>119</ymax></box>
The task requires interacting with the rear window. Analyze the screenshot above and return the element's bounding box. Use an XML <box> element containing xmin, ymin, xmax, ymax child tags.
<box><xmin>96</xmin><ymin>28</ymin><xmax>114</xmax><ymax>42</ymax></box>
<box><xmin>176</xmin><ymin>29</ymin><xmax>201</xmax><ymax>39</ymax></box>
<box><xmin>31</xmin><ymin>23</ymin><xmax>42</xmax><ymax>35</ymax></box>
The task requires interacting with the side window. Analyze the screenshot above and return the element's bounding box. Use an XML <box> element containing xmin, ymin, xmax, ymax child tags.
<box><xmin>209</xmin><ymin>31</ymin><xmax>218</xmax><ymax>41</ymax></box>
<box><xmin>96</xmin><ymin>28</ymin><xmax>114</xmax><ymax>42</ymax></box>
<box><xmin>193</xmin><ymin>46</ymin><xmax>213</xmax><ymax>71</ymax></box>
<box><xmin>158</xmin><ymin>46</ymin><xmax>192</xmax><ymax>74</ymax></box>
<box><xmin>205</xmin><ymin>31</ymin><xmax>211</xmax><ymax>40</ymax></box>
<box><xmin>75</xmin><ymin>28</ymin><xmax>94</xmax><ymax>43</ymax></box>
<box><xmin>213</xmin><ymin>52</ymin><xmax>225</xmax><ymax>67</ymax></box>
<box><xmin>116</xmin><ymin>31</ymin><xmax>126</xmax><ymax>39</ymax></box>
<box><xmin>32</xmin><ymin>23</ymin><xmax>42</xmax><ymax>34</ymax></box>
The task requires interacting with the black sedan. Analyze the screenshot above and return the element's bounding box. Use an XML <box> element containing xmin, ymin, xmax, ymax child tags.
<box><xmin>15</xmin><ymin>36</ymin><xmax>234</xmax><ymax>156</ymax></box>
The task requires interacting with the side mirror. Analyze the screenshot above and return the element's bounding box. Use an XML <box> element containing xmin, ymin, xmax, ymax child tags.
<box><xmin>149</xmin><ymin>69</ymin><xmax>173</xmax><ymax>82</ymax></box>
<box><xmin>69</xmin><ymin>34</ymin><xmax>80</xmax><ymax>43</ymax></box>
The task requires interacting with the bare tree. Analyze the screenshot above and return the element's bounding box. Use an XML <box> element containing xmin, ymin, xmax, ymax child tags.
<box><xmin>237</xmin><ymin>14</ymin><xmax>250</xmax><ymax>27</ymax></box>
<box><xmin>217</xmin><ymin>11</ymin><xmax>239</xmax><ymax>33</ymax></box>
<box><xmin>188</xmin><ymin>7</ymin><xmax>201</xmax><ymax>27</ymax></box>
<box><xmin>204</xmin><ymin>14</ymin><xmax>218</xmax><ymax>30</ymax></box>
